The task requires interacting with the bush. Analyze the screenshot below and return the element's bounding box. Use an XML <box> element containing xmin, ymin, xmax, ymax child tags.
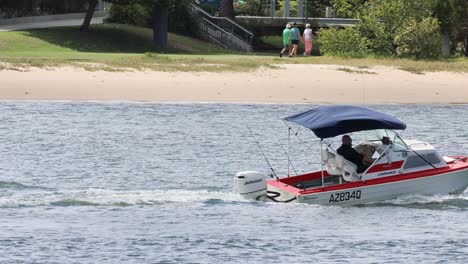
<box><xmin>108</xmin><ymin>3</ymin><xmax>150</xmax><ymax>27</ymax></box>
<box><xmin>108</xmin><ymin>1</ymin><xmax>197</xmax><ymax>37</ymax></box>
<box><xmin>317</xmin><ymin>27</ymin><xmax>368</xmax><ymax>56</ymax></box>
<box><xmin>350</xmin><ymin>0</ymin><xmax>437</xmax><ymax>55</ymax></box>
<box><xmin>395</xmin><ymin>17</ymin><xmax>441</xmax><ymax>59</ymax></box>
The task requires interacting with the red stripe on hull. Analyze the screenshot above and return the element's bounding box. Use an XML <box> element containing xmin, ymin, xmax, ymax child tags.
<box><xmin>366</xmin><ymin>160</ymin><xmax>404</xmax><ymax>173</ymax></box>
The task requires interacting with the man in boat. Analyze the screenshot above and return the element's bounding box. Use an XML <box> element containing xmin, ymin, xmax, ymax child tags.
<box><xmin>337</xmin><ymin>135</ymin><xmax>374</xmax><ymax>173</ymax></box>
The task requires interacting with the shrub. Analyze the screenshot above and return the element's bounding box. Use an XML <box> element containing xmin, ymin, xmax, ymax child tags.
<box><xmin>353</xmin><ymin>0</ymin><xmax>436</xmax><ymax>55</ymax></box>
<box><xmin>108</xmin><ymin>3</ymin><xmax>150</xmax><ymax>27</ymax></box>
<box><xmin>395</xmin><ymin>17</ymin><xmax>441</xmax><ymax>59</ymax></box>
<box><xmin>108</xmin><ymin>1</ymin><xmax>197</xmax><ymax>37</ymax></box>
<box><xmin>317</xmin><ymin>27</ymin><xmax>368</xmax><ymax>56</ymax></box>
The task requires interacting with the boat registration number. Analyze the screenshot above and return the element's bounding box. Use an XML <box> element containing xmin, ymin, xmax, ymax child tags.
<box><xmin>329</xmin><ymin>190</ymin><xmax>361</xmax><ymax>203</ymax></box>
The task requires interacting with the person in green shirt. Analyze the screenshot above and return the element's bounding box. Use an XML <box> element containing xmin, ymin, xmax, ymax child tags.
<box><xmin>280</xmin><ymin>23</ymin><xmax>291</xmax><ymax>58</ymax></box>
<box><xmin>288</xmin><ymin>22</ymin><xmax>303</xmax><ymax>57</ymax></box>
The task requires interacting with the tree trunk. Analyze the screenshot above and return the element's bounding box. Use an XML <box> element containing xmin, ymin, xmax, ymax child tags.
<box><xmin>153</xmin><ymin>5</ymin><xmax>169</xmax><ymax>49</ymax></box>
<box><xmin>80</xmin><ymin>0</ymin><xmax>98</xmax><ymax>32</ymax></box>
<box><xmin>219</xmin><ymin>0</ymin><xmax>235</xmax><ymax>20</ymax></box>
<box><xmin>440</xmin><ymin>32</ymin><xmax>451</xmax><ymax>57</ymax></box>
<box><xmin>464</xmin><ymin>34</ymin><xmax>468</xmax><ymax>57</ymax></box>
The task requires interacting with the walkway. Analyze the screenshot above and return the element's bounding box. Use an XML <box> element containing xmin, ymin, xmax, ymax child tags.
<box><xmin>236</xmin><ymin>16</ymin><xmax>359</xmax><ymax>28</ymax></box>
<box><xmin>0</xmin><ymin>17</ymin><xmax>105</xmax><ymax>32</ymax></box>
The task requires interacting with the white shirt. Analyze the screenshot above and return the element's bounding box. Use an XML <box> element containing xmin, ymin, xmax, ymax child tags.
<box><xmin>303</xmin><ymin>28</ymin><xmax>313</xmax><ymax>40</ymax></box>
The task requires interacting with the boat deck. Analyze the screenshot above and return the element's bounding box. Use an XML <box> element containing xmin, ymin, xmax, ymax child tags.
<box><xmin>292</xmin><ymin>175</ymin><xmax>342</xmax><ymax>189</ymax></box>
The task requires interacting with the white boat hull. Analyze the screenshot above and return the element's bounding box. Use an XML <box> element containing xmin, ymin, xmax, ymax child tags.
<box><xmin>268</xmin><ymin>168</ymin><xmax>468</xmax><ymax>206</ymax></box>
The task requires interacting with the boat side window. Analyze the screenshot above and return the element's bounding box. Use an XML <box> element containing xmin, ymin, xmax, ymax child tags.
<box><xmin>403</xmin><ymin>153</ymin><xmax>442</xmax><ymax>169</ymax></box>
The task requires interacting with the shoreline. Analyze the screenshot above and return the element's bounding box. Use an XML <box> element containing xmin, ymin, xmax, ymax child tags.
<box><xmin>1</xmin><ymin>64</ymin><xmax>467</xmax><ymax>104</ymax></box>
<box><xmin>0</xmin><ymin>99</ymin><xmax>467</xmax><ymax>105</ymax></box>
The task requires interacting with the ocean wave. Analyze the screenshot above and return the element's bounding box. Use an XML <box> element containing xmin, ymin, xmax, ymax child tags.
<box><xmin>0</xmin><ymin>189</ymin><xmax>245</xmax><ymax>208</ymax></box>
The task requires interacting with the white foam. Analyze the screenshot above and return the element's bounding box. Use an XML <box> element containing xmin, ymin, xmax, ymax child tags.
<box><xmin>0</xmin><ymin>188</ymin><xmax>245</xmax><ymax>207</ymax></box>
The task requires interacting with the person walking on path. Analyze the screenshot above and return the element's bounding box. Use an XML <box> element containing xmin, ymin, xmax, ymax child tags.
<box><xmin>280</xmin><ymin>23</ymin><xmax>291</xmax><ymax>58</ymax></box>
<box><xmin>303</xmin><ymin>23</ymin><xmax>313</xmax><ymax>56</ymax></box>
<box><xmin>288</xmin><ymin>23</ymin><xmax>303</xmax><ymax>57</ymax></box>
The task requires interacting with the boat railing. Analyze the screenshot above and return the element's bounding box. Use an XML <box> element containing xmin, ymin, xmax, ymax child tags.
<box><xmin>361</xmin><ymin>144</ymin><xmax>393</xmax><ymax>179</ymax></box>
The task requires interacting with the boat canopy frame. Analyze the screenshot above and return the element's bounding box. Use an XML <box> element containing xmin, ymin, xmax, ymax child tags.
<box><xmin>284</xmin><ymin>105</ymin><xmax>407</xmax><ymax>188</ymax></box>
<box><xmin>285</xmin><ymin>105</ymin><xmax>406</xmax><ymax>139</ymax></box>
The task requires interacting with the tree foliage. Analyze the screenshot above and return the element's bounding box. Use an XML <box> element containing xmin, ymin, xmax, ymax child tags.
<box><xmin>106</xmin><ymin>0</ymin><xmax>193</xmax><ymax>49</ymax></box>
<box><xmin>356</xmin><ymin>0</ymin><xmax>436</xmax><ymax>54</ymax></box>
<box><xmin>433</xmin><ymin>0</ymin><xmax>468</xmax><ymax>55</ymax></box>
<box><xmin>326</xmin><ymin>0</ymin><xmax>468</xmax><ymax>56</ymax></box>
<box><xmin>234</xmin><ymin>0</ymin><xmax>270</xmax><ymax>16</ymax></box>
<box><xmin>394</xmin><ymin>17</ymin><xmax>441</xmax><ymax>58</ymax></box>
<box><xmin>0</xmin><ymin>0</ymin><xmax>88</xmax><ymax>18</ymax></box>
<box><xmin>108</xmin><ymin>2</ymin><xmax>150</xmax><ymax>27</ymax></box>
<box><xmin>319</xmin><ymin>0</ymin><xmax>444</xmax><ymax>58</ymax></box>
<box><xmin>108</xmin><ymin>0</ymin><xmax>194</xmax><ymax>34</ymax></box>
<box><xmin>274</xmin><ymin>0</ymin><xmax>298</xmax><ymax>17</ymax></box>
<box><xmin>332</xmin><ymin>0</ymin><xmax>366</xmax><ymax>18</ymax></box>
<box><xmin>317</xmin><ymin>26</ymin><xmax>368</xmax><ymax>55</ymax></box>
<box><xmin>305</xmin><ymin>0</ymin><xmax>332</xmax><ymax>18</ymax></box>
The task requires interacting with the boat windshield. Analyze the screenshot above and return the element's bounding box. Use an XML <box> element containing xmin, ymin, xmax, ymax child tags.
<box><xmin>364</xmin><ymin>129</ymin><xmax>409</xmax><ymax>151</ymax></box>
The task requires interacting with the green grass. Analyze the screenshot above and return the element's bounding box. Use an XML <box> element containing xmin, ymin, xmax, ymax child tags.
<box><xmin>0</xmin><ymin>24</ymin><xmax>260</xmax><ymax>72</ymax></box>
<box><xmin>0</xmin><ymin>23</ymin><xmax>231</xmax><ymax>56</ymax></box>
<box><xmin>0</xmin><ymin>24</ymin><xmax>467</xmax><ymax>73</ymax></box>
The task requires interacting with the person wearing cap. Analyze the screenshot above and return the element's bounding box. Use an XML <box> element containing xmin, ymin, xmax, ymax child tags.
<box><xmin>280</xmin><ymin>23</ymin><xmax>291</xmax><ymax>58</ymax></box>
<box><xmin>288</xmin><ymin>22</ymin><xmax>303</xmax><ymax>57</ymax></box>
<box><xmin>303</xmin><ymin>23</ymin><xmax>313</xmax><ymax>56</ymax></box>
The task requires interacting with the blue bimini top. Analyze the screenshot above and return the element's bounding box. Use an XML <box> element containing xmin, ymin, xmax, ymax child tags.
<box><xmin>285</xmin><ymin>105</ymin><xmax>406</xmax><ymax>139</ymax></box>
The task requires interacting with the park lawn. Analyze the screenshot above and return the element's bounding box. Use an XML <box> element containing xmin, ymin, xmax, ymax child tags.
<box><xmin>0</xmin><ymin>24</ymin><xmax>264</xmax><ymax>71</ymax></box>
<box><xmin>0</xmin><ymin>23</ymin><xmax>467</xmax><ymax>73</ymax></box>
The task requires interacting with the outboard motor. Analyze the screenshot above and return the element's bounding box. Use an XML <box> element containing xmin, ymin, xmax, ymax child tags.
<box><xmin>234</xmin><ymin>171</ymin><xmax>268</xmax><ymax>201</ymax></box>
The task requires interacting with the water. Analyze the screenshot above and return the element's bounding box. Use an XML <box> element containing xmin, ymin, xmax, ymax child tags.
<box><xmin>0</xmin><ymin>102</ymin><xmax>467</xmax><ymax>263</ymax></box>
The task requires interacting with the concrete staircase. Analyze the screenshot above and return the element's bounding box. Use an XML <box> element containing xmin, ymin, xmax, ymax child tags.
<box><xmin>189</xmin><ymin>4</ymin><xmax>253</xmax><ymax>52</ymax></box>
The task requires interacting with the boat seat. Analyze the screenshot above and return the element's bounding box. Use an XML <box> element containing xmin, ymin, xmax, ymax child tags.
<box><xmin>322</xmin><ymin>147</ymin><xmax>341</xmax><ymax>176</ymax></box>
<box><xmin>335</xmin><ymin>154</ymin><xmax>361</xmax><ymax>182</ymax></box>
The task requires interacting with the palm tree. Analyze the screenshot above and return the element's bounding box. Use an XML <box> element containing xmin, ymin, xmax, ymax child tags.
<box><xmin>219</xmin><ymin>0</ymin><xmax>235</xmax><ymax>19</ymax></box>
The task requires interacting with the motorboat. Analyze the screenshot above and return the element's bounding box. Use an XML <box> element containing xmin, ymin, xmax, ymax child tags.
<box><xmin>234</xmin><ymin>105</ymin><xmax>468</xmax><ymax>205</ymax></box>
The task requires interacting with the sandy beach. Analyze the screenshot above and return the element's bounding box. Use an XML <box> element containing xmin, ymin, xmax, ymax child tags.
<box><xmin>0</xmin><ymin>64</ymin><xmax>467</xmax><ymax>104</ymax></box>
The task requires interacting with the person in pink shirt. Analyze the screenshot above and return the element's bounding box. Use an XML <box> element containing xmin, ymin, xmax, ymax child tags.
<box><xmin>303</xmin><ymin>23</ymin><xmax>313</xmax><ymax>56</ymax></box>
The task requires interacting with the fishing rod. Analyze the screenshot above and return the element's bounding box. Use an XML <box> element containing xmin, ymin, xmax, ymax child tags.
<box><xmin>240</xmin><ymin>114</ymin><xmax>277</xmax><ymax>178</ymax></box>
<box><xmin>280</xmin><ymin>129</ymin><xmax>299</xmax><ymax>176</ymax></box>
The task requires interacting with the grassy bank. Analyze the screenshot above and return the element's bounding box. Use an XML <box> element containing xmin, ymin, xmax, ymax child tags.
<box><xmin>0</xmin><ymin>24</ymin><xmax>467</xmax><ymax>73</ymax></box>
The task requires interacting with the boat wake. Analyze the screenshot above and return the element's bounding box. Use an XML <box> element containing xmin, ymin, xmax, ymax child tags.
<box><xmin>0</xmin><ymin>188</ymin><xmax>245</xmax><ymax>208</ymax></box>
<box><xmin>2</xmin><ymin>181</ymin><xmax>466</xmax><ymax>209</ymax></box>
<box><xmin>361</xmin><ymin>192</ymin><xmax>468</xmax><ymax>210</ymax></box>
<box><xmin>0</xmin><ymin>180</ymin><xmax>53</xmax><ymax>190</ymax></box>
